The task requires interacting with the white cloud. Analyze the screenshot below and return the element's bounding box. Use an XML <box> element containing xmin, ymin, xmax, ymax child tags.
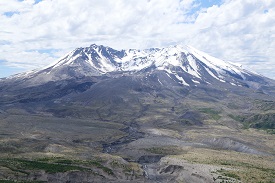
<box><xmin>187</xmin><ymin>0</ymin><xmax>275</xmax><ymax>78</ymax></box>
<box><xmin>0</xmin><ymin>0</ymin><xmax>275</xmax><ymax>79</ymax></box>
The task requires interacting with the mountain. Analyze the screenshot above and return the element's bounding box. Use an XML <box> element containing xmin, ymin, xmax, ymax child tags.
<box><xmin>0</xmin><ymin>44</ymin><xmax>275</xmax><ymax>183</ymax></box>
<box><xmin>3</xmin><ymin>44</ymin><xmax>272</xmax><ymax>88</ymax></box>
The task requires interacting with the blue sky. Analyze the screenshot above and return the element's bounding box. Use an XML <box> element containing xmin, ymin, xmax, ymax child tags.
<box><xmin>194</xmin><ymin>0</ymin><xmax>223</xmax><ymax>11</ymax></box>
<box><xmin>0</xmin><ymin>63</ymin><xmax>25</xmax><ymax>77</ymax></box>
<box><xmin>200</xmin><ymin>0</ymin><xmax>222</xmax><ymax>7</ymax></box>
<box><xmin>0</xmin><ymin>0</ymin><xmax>275</xmax><ymax>79</ymax></box>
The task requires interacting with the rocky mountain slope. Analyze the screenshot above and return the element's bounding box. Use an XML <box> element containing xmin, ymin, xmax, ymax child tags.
<box><xmin>3</xmin><ymin>44</ymin><xmax>272</xmax><ymax>88</ymax></box>
<box><xmin>0</xmin><ymin>44</ymin><xmax>275</xmax><ymax>183</ymax></box>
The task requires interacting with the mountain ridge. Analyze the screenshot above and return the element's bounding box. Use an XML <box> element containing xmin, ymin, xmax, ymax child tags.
<box><xmin>2</xmin><ymin>44</ymin><xmax>272</xmax><ymax>90</ymax></box>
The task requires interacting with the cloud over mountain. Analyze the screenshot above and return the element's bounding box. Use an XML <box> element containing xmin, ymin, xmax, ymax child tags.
<box><xmin>0</xmin><ymin>0</ymin><xmax>274</xmax><ymax>79</ymax></box>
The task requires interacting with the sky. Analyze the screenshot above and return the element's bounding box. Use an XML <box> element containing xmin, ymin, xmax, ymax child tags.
<box><xmin>0</xmin><ymin>0</ymin><xmax>275</xmax><ymax>79</ymax></box>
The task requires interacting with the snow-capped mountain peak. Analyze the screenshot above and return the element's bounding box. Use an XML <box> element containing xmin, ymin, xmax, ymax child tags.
<box><xmin>6</xmin><ymin>44</ymin><xmax>267</xmax><ymax>88</ymax></box>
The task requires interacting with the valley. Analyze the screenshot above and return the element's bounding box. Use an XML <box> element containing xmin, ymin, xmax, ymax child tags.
<box><xmin>0</xmin><ymin>44</ymin><xmax>274</xmax><ymax>182</ymax></box>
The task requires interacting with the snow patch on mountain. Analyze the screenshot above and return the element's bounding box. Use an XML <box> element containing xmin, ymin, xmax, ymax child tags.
<box><xmin>5</xmin><ymin>44</ymin><xmax>266</xmax><ymax>88</ymax></box>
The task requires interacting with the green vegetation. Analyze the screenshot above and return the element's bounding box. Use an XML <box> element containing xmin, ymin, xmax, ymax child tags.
<box><xmin>144</xmin><ymin>146</ymin><xmax>184</xmax><ymax>155</ymax></box>
<box><xmin>253</xmin><ymin>100</ymin><xmax>275</xmax><ymax>111</ymax></box>
<box><xmin>88</xmin><ymin>160</ymin><xmax>113</xmax><ymax>175</ymax></box>
<box><xmin>216</xmin><ymin>169</ymin><xmax>241</xmax><ymax>180</ymax></box>
<box><xmin>0</xmin><ymin>157</ymin><xmax>114</xmax><ymax>177</ymax></box>
<box><xmin>198</xmin><ymin>108</ymin><xmax>221</xmax><ymax>120</ymax></box>
<box><xmin>230</xmin><ymin>100</ymin><xmax>275</xmax><ymax>130</ymax></box>
<box><xmin>1</xmin><ymin>158</ymin><xmax>88</xmax><ymax>173</ymax></box>
<box><xmin>45</xmin><ymin>157</ymin><xmax>113</xmax><ymax>175</ymax></box>
<box><xmin>54</xmin><ymin>159</ymin><xmax>74</xmax><ymax>164</ymax></box>
<box><xmin>228</xmin><ymin>113</ymin><xmax>275</xmax><ymax>130</ymax></box>
<box><xmin>247</xmin><ymin>113</ymin><xmax>275</xmax><ymax>129</ymax></box>
<box><xmin>227</xmin><ymin>102</ymin><xmax>241</xmax><ymax>110</ymax></box>
<box><xmin>18</xmin><ymin>159</ymin><xmax>87</xmax><ymax>173</ymax></box>
<box><xmin>266</xmin><ymin>129</ymin><xmax>275</xmax><ymax>134</ymax></box>
<box><xmin>228</xmin><ymin>114</ymin><xmax>245</xmax><ymax>122</ymax></box>
<box><xmin>0</xmin><ymin>156</ymin><xmax>127</xmax><ymax>182</ymax></box>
